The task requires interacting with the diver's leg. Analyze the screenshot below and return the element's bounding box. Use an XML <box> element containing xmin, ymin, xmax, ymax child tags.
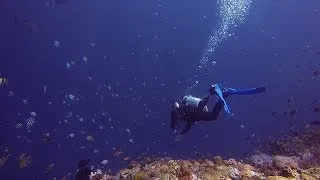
<box><xmin>197</xmin><ymin>85</ymin><xmax>219</xmax><ymax>110</ymax></box>
<box><xmin>171</xmin><ymin>110</ymin><xmax>178</xmax><ymax>129</ymax></box>
<box><xmin>210</xmin><ymin>100</ymin><xmax>223</xmax><ymax>121</ymax></box>
<box><xmin>200</xmin><ymin>100</ymin><xmax>223</xmax><ymax>121</ymax></box>
<box><xmin>198</xmin><ymin>93</ymin><xmax>212</xmax><ymax>110</ymax></box>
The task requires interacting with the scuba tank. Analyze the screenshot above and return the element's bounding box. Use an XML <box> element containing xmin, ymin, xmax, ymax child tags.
<box><xmin>183</xmin><ymin>95</ymin><xmax>200</xmax><ymax>107</ymax></box>
<box><xmin>183</xmin><ymin>95</ymin><xmax>208</xmax><ymax>112</ymax></box>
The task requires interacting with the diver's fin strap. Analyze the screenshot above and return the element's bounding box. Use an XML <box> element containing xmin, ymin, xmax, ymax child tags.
<box><xmin>214</xmin><ymin>84</ymin><xmax>231</xmax><ymax>114</ymax></box>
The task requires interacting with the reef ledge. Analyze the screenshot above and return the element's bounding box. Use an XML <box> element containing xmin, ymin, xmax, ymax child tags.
<box><xmin>90</xmin><ymin>123</ymin><xmax>320</xmax><ymax>180</ymax></box>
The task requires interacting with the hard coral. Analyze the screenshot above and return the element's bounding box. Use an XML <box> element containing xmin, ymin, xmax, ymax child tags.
<box><xmin>212</xmin><ymin>156</ymin><xmax>225</xmax><ymax>166</ymax></box>
<box><xmin>177</xmin><ymin>170</ymin><xmax>193</xmax><ymax>180</ymax></box>
<box><xmin>267</xmin><ymin>176</ymin><xmax>292</xmax><ymax>180</ymax></box>
<box><xmin>132</xmin><ymin>171</ymin><xmax>149</xmax><ymax>180</ymax></box>
<box><xmin>90</xmin><ymin>169</ymin><xmax>114</xmax><ymax>180</ymax></box>
<box><xmin>300</xmin><ymin>167</ymin><xmax>320</xmax><ymax>180</ymax></box>
<box><xmin>177</xmin><ymin>161</ymin><xmax>193</xmax><ymax>180</ymax></box>
<box><xmin>90</xmin><ymin>124</ymin><xmax>320</xmax><ymax>180</ymax></box>
<box><xmin>159</xmin><ymin>173</ymin><xmax>177</xmax><ymax>180</ymax></box>
<box><xmin>251</xmin><ymin>153</ymin><xmax>273</xmax><ymax>168</ymax></box>
<box><xmin>273</xmin><ymin>156</ymin><xmax>299</xmax><ymax>170</ymax></box>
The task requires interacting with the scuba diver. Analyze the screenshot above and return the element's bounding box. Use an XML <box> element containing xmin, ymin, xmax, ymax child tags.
<box><xmin>171</xmin><ymin>84</ymin><xmax>266</xmax><ymax>134</ymax></box>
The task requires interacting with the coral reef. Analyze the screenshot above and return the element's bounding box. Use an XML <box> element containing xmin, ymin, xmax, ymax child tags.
<box><xmin>91</xmin><ymin>157</ymin><xmax>266</xmax><ymax>180</ymax></box>
<box><xmin>89</xmin><ymin>123</ymin><xmax>320</xmax><ymax>180</ymax></box>
<box><xmin>260</xmin><ymin>123</ymin><xmax>320</xmax><ymax>169</ymax></box>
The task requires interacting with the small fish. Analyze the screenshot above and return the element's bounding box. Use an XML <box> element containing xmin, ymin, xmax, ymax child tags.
<box><xmin>43</xmin><ymin>84</ymin><xmax>47</xmax><ymax>94</ymax></box>
<box><xmin>18</xmin><ymin>153</ymin><xmax>31</xmax><ymax>168</ymax></box>
<box><xmin>113</xmin><ymin>148</ymin><xmax>122</xmax><ymax>156</ymax></box>
<box><xmin>0</xmin><ymin>78</ymin><xmax>8</xmax><ymax>86</ymax></box>
<box><xmin>43</xmin><ymin>132</ymin><xmax>54</xmax><ymax>143</ymax></box>
<box><xmin>43</xmin><ymin>163</ymin><xmax>55</xmax><ymax>174</ymax></box>
<box><xmin>100</xmin><ymin>160</ymin><xmax>108</xmax><ymax>165</ymax></box>
<box><xmin>0</xmin><ymin>153</ymin><xmax>11</xmax><ymax>168</ymax></box>
<box><xmin>86</xmin><ymin>135</ymin><xmax>95</xmax><ymax>142</ymax></box>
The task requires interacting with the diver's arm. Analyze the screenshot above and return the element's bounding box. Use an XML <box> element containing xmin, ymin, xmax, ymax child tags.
<box><xmin>171</xmin><ymin>109</ymin><xmax>180</xmax><ymax>129</ymax></box>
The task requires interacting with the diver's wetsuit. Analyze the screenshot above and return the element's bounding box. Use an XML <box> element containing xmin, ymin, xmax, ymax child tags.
<box><xmin>171</xmin><ymin>85</ymin><xmax>266</xmax><ymax>134</ymax></box>
<box><xmin>171</xmin><ymin>91</ymin><xmax>226</xmax><ymax>134</ymax></box>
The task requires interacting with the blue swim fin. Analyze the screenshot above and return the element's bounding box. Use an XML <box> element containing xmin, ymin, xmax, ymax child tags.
<box><xmin>225</xmin><ymin>86</ymin><xmax>266</xmax><ymax>95</ymax></box>
<box><xmin>214</xmin><ymin>85</ymin><xmax>266</xmax><ymax>114</ymax></box>
<box><xmin>214</xmin><ymin>84</ymin><xmax>231</xmax><ymax>114</ymax></box>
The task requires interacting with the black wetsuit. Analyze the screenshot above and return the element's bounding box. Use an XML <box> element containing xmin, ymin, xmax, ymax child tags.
<box><xmin>171</xmin><ymin>92</ymin><xmax>227</xmax><ymax>134</ymax></box>
<box><xmin>171</xmin><ymin>85</ymin><xmax>266</xmax><ymax>134</ymax></box>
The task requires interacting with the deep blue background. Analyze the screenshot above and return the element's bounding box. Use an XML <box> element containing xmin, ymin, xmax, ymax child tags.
<box><xmin>1</xmin><ymin>0</ymin><xmax>320</xmax><ymax>179</ymax></box>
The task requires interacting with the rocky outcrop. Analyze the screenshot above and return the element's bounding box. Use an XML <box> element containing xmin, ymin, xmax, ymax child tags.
<box><xmin>89</xmin><ymin>123</ymin><xmax>320</xmax><ymax>180</ymax></box>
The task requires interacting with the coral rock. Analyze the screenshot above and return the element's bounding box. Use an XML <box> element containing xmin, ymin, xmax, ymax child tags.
<box><xmin>212</xmin><ymin>156</ymin><xmax>225</xmax><ymax>166</ymax></box>
<box><xmin>300</xmin><ymin>167</ymin><xmax>320</xmax><ymax>180</ymax></box>
<box><xmin>267</xmin><ymin>176</ymin><xmax>291</xmax><ymax>180</ymax></box>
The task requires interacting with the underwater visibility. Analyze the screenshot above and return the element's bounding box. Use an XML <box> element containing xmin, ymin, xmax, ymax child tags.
<box><xmin>1</xmin><ymin>0</ymin><xmax>320</xmax><ymax>179</ymax></box>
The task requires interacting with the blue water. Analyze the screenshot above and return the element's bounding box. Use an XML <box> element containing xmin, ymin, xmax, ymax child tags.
<box><xmin>1</xmin><ymin>0</ymin><xmax>320</xmax><ymax>179</ymax></box>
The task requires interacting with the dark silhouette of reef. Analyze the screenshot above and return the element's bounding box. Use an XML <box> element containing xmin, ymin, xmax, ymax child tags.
<box><xmin>89</xmin><ymin>122</ymin><xmax>320</xmax><ymax>180</ymax></box>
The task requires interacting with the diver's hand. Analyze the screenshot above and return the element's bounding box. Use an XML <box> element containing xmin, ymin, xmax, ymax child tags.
<box><xmin>209</xmin><ymin>85</ymin><xmax>216</xmax><ymax>95</ymax></box>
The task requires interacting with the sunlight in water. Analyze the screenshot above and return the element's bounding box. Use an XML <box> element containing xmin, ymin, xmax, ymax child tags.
<box><xmin>199</xmin><ymin>0</ymin><xmax>252</xmax><ymax>69</ymax></box>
